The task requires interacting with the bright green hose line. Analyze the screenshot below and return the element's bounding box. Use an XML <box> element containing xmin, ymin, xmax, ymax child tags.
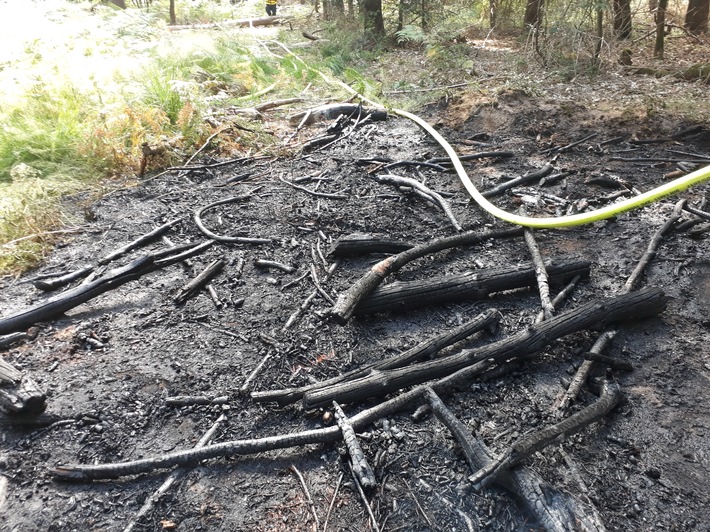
<box><xmin>396</xmin><ymin>108</ymin><xmax>710</xmax><ymax>228</ymax></box>
<box><xmin>271</xmin><ymin>40</ymin><xmax>710</xmax><ymax>229</ymax></box>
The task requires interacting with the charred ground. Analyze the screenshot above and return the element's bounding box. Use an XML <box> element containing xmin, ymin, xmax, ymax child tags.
<box><xmin>1</xmin><ymin>87</ymin><xmax>709</xmax><ymax>532</ymax></box>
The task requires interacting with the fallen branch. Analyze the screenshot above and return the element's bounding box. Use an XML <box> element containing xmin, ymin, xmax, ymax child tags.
<box><xmin>278</xmin><ymin>174</ymin><xmax>348</xmax><ymax>200</ymax></box>
<box><xmin>193</xmin><ymin>192</ymin><xmax>272</xmax><ymax>245</ymax></box>
<box><xmin>352</xmin><ymin>259</ymin><xmax>589</xmax><ymax>317</ymax></box>
<box><xmin>288</xmin><ymin>103</ymin><xmax>386</xmax><ymax>126</ymax></box>
<box><xmin>333</xmin><ymin>401</ymin><xmax>376</xmax><ymax>489</ymax></box>
<box><xmin>0</xmin><ymin>327</ymin><xmax>39</xmax><ymax>350</ymax></box>
<box><xmin>99</xmin><ymin>218</ymin><xmax>183</xmax><ymax>265</ymax></box>
<box><xmin>523</xmin><ymin>228</ymin><xmax>555</xmax><ymax>320</ymax></box>
<box><xmin>254</xmin><ymin>259</ymin><xmax>296</xmax><ymax>273</ymax></box>
<box><xmin>327</xmin><ymin>234</ymin><xmax>413</xmax><ymax>256</ymax></box>
<box><xmin>0</xmin><ymin>242</ymin><xmax>214</xmax><ymax>335</ymax></box>
<box><xmin>0</xmin><ymin>358</ymin><xmax>46</xmax><ymax>416</ymax></box>
<box><xmin>33</xmin><ymin>265</ymin><xmax>95</xmax><ymax>292</ymax></box>
<box><xmin>289</xmin><ymin>465</ymin><xmax>320</xmax><ymax>530</ymax></box>
<box><xmin>255</xmin><ymin>308</ymin><xmax>498</xmax><ymax>406</ymax></box>
<box><xmin>426</xmin><ymin>151</ymin><xmax>514</xmax><ymax>165</ymax></box>
<box><xmin>282</xmin><ymin>261</ymin><xmax>340</xmax><ymax>331</ymax></box>
<box><xmin>425</xmin><ymin>388</ymin><xmax>604</xmax><ymax>532</ymax></box>
<box><xmin>174</xmin><ymin>258</ymin><xmax>226</xmax><ymax>305</ymax></box>
<box><xmin>123</xmin><ymin>413</ymin><xmax>227</xmax><ymax>532</ymax></box>
<box><xmin>167</xmin><ymin>16</ymin><xmax>292</xmax><ymax>31</ymax></box>
<box><xmin>540</xmin><ymin>133</ymin><xmax>597</xmax><ymax>155</ymax></box>
<box><xmin>556</xmin><ymin>199</ymin><xmax>686</xmax><ymax>414</ymax></box>
<box><xmin>482</xmin><ymin>163</ymin><xmax>555</xmax><ymax>199</ymax></box>
<box><xmin>306</xmin><ymin>288</ymin><xmax>665</xmax><ymax>409</ymax></box>
<box><xmin>373</xmin><ymin>173</ymin><xmax>463</xmax><ymax>231</ymax></box>
<box><xmin>470</xmin><ymin>379</ymin><xmax>622</xmax><ymax>489</ymax></box>
<box><xmin>329</xmin><ymin>228</ymin><xmax>524</xmax><ymax>324</ymax></box>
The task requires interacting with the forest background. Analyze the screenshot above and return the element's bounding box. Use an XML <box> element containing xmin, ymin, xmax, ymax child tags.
<box><xmin>0</xmin><ymin>0</ymin><xmax>708</xmax><ymax>275</ymax></box>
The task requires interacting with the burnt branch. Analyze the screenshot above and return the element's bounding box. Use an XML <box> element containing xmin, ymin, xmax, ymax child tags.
<box><xmin>482</xmin><ymin>163</ymin><xmax>555</xmax><ymax>199</ymax></box>
<box><xmin>333</xmin><ymin>401</ymin><xmax>376</xmax><ymax>489</ymax></box>
<box><xmin>327</xmin><ymin>234</ymin><xmax>413</xmax><ymax>257</ymax></box>
<box><xmin>353</xmin><ymin>259</ymin><xmax>588</xmax><ymax>317</ymax></box>
<box><xmin>253</xmin><ymin>308</ymin><xmax>499</xmax><ymax>406</ymax></box>
<box><xmin>174</xmin><ymin>258</ymin><xmax>226</xmax><ymax>305</ymax></box>
<box><xmin>470</xmin><ymin>379</ymin><xmax>622</xmax><ymax>489</ymax></box>
<box><xmin>0</xmin><ymin>242</ymin><xmax>214</xmax><ymax>335</ymax></box>
<box><xmin>373</xmin><ymin>173</ymin><xmax>463</xmax><ymax>231</ymax></box>
<box><xmin>330</xmin><ymin>228</ymin><xmax>524</xmax><ymax>324</ymax></box>
<box><xmin>523</xmin><ymin>228</ymin><xmax>555</xmax><ymax>320</ymax></box>
<box><xmin>425</xmin><ymin>388</ymin><xmax>604</xmax><ymax>532</ymax></box>
<box><xmin>50</xmin><ymin>288</ymin><xmax>664</xmax><ymax>482</ymax></box>
<box><xmin>306</xmin><ymin>288</ymin><xmax>665</xmax><ymax>409</ymax></box>
<box><xmin>193</xmin><ymin>192</ymin><xmax>272</xmax><ymax>245</ymax></box>
<box><xmin>99</xmin><ymin>217</ymin><xmax>183</xmax><ymax>265</ymax></box>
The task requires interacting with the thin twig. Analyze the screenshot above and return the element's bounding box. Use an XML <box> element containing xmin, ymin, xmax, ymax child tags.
<box><xmin>183</xmin><ymin>128</ymin><xmax>225</xmax><ymax>167</ymax></box>
<box><xmin>322</xmin><ymin>472</ymin><xmax>343</xmax><ymax>532</ymax></box>
<box><xmin>374</xmin><ymin>173</ymin><xmax>462</xmax><ymax>231</ymax></box>
<box><xmin>278</xmin><ymin>174</ymin><xmax>348</xmax><ymax>199</ymax></box>
<box><xmin>289</xmin><ymin>465</ymin><xmax>320</xmax><ymax>530</ymax></box>
<box><xmin>123</xmin><ymin>413</ymin><xmax>227</xmax><ymax>532</ymax></box>
<box><xmin>523</xmin><ymin>227</ymin><xmax>555</xmax><ymax>320</ymax></box>
<box><xmin>350</xmin><ymin>462</ymin><xmax>380</xmax><ymax>532</ymax></box>
<box><xmin>193</xmin><ymin>190</ymin><xmax>272</xmax><ymax>245</ymax></box>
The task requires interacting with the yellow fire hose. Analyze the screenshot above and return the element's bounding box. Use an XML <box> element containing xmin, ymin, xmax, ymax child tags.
<box><xmin>273</xmin><ymin>41</ymin><xmax>710</xmax><ymax>228</ymax></box>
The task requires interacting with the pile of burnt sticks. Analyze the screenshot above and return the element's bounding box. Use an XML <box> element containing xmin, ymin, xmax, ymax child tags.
<box><xmin>28</xmin><ymin>197</ymin><xmax>697</xmax><ymax>530</ymax></box>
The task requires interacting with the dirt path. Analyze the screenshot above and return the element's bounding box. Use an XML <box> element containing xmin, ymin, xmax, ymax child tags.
<box><xmin>1</xmin><ymin>88</ymin><xmax>709</xmax><ymax>530</ymax></box>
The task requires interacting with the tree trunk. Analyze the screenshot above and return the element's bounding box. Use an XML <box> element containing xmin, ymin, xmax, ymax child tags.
<box><xmin>109</xmin><ymin>0</ymin><xmax>127</xmax><ymax>8</ymax></box>
<box><xmin>421</xmin><ymin>0</ymin><xmax>429</xmax><ymax>31</ymax></box>
<box><xmin>524</xmin><ymin>0</ymin><xmax>544</xmax><ymax>30</ymax></box>
<box><xmin>613</xmin><ymin>0</ymin><xmax>633</xmax><ymax>39</ymax></box>
<box><xmin>489</xmin><ymin>0</ymin><xmax>497</xmax><ymax>28</ymax></box>
<box><xmin>685</xmin><ymin>0</ymin><xmax>710</xmax><ymax>34</ymax></box>
<box><xmin>362</xmin><ymin>0</ymin><xmax>385</xmax><ymax>38</ymax></box>
<box><xmin>654</xmin><ymin>0</ymin><xmax>668</xmax><ymax>58</ymax></box>
<box><xmin>594</xmin><ymin>6</ymin><xmax>604</xmax><ymax>61</ymax></box>
<box><xmin>169</xmin><ymin>0</ymin><xmax>177</xmax><ymax>25</ymax></box>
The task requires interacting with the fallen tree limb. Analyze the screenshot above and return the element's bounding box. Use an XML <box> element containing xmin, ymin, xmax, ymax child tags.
<box><xmin>174</xmin><ymin>258</ymin><xmax>226</xmax><ymax>305</ymax></box>
<box><xmin>524</xmin><ymin>228</ymin><xmax>556</xmax><ymax>320</ymax></box>
<box><xmin>556</xmin><ymin>199</ymin><xmax>686</xmax><ymax>414</ymax></box>
<box><xmin>33</xmin><ymin>265</ymin><xmax>95</xmax><ymax>292</ymax></box>
<box><xmin>333</xmin><ymin>401</ymin><xmax>376</xmax><ymax>489</ymax></box>
<box><xmin>352</xmin><ymin>259</ymin><xmax>589</xmax><ymax>317</ymax></box>
<box><xmin>0</xmin><ymin>242</ymin><xmax>214</xmax><ymax>335</ymax></box>
<box><xmin>167</xmin><ymin>16</ymin><xmax>292</xmax><ymax>31</ymax></box>
<box><xmin>425</xmin><ymin>388</ymin><xmax>604</xmax><ymax>532</ymax></box>
<box><xmin>50</xmin><ymin>288</ymin><xmax>664</xmax><ymax>482</ymax></box>
<box><xmin>0</xmin><ymin>358</ymin><xmax>46</xmax><ymax>415</ymax></box>
<box><xmin>327</xmin><ymin>234</ymin><xmax>413</xmax><ymax>256</ymax></box>
<box><xmin>99</xmin><ymin>218</ymin><xmax>183</xmax><ymax>265</ymax></box>
<box><xmin>373</xmin><ymin>173</ymin><xmax>463</xmax><ymax>231</ymax></box>
<box><xmin>307</xmin><ymin>288</ymin><xmax>665</xmax><ymax>409</ymax></box>
<box><xmin>426</xmin><ymin>151</ymin><xmax>514</xmax><ymax>165</ymax></box>
<box><xmin>288</xmin><ymin>103</ymin><xmax>386</xmax><ymax>126</ymax></box>
<box><xmin>193</xmin><ymin>192</ymin><xmax>272</xmax><ymax>245</ymax></box>
<box><xmin>330</xmin><ymin>227</ymin><xmax>524</xmax><ymax>324</ymax></box>
<box><xmin>470</xmin><ymin>379</ymin><xmax>622</xmax><ymax>489</ymax></box>
<box><xmin>252</xmin><ymin>308</ymin><xmax>499</xmax><ymax>406</ymax></box>
<box><xmin>123</xmin><ymin>413</ymin><xmax>227</xmax><ymax>532</ymax></box>
<box><xmin>0</xmin><ymin>327</ymin><xmax>39</xmax><ymax>350</ymax></box>
<box><xmin>482</xmin><ymin>163</ymin><xmax>555</xmax><ymax>199</ymax></box>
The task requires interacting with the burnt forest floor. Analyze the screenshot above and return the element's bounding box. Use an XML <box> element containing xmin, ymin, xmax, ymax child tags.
<box><xmin>2</xmin><ymin>33</ymin><xmax>710</xmax><ymax>532</ymax></box>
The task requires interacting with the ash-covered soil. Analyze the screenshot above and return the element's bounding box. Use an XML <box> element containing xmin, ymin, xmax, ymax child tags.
<box><xmin>1</xmin><ymin>91</ymin><xmax>709</xmax><ymax>532</ymax></box>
